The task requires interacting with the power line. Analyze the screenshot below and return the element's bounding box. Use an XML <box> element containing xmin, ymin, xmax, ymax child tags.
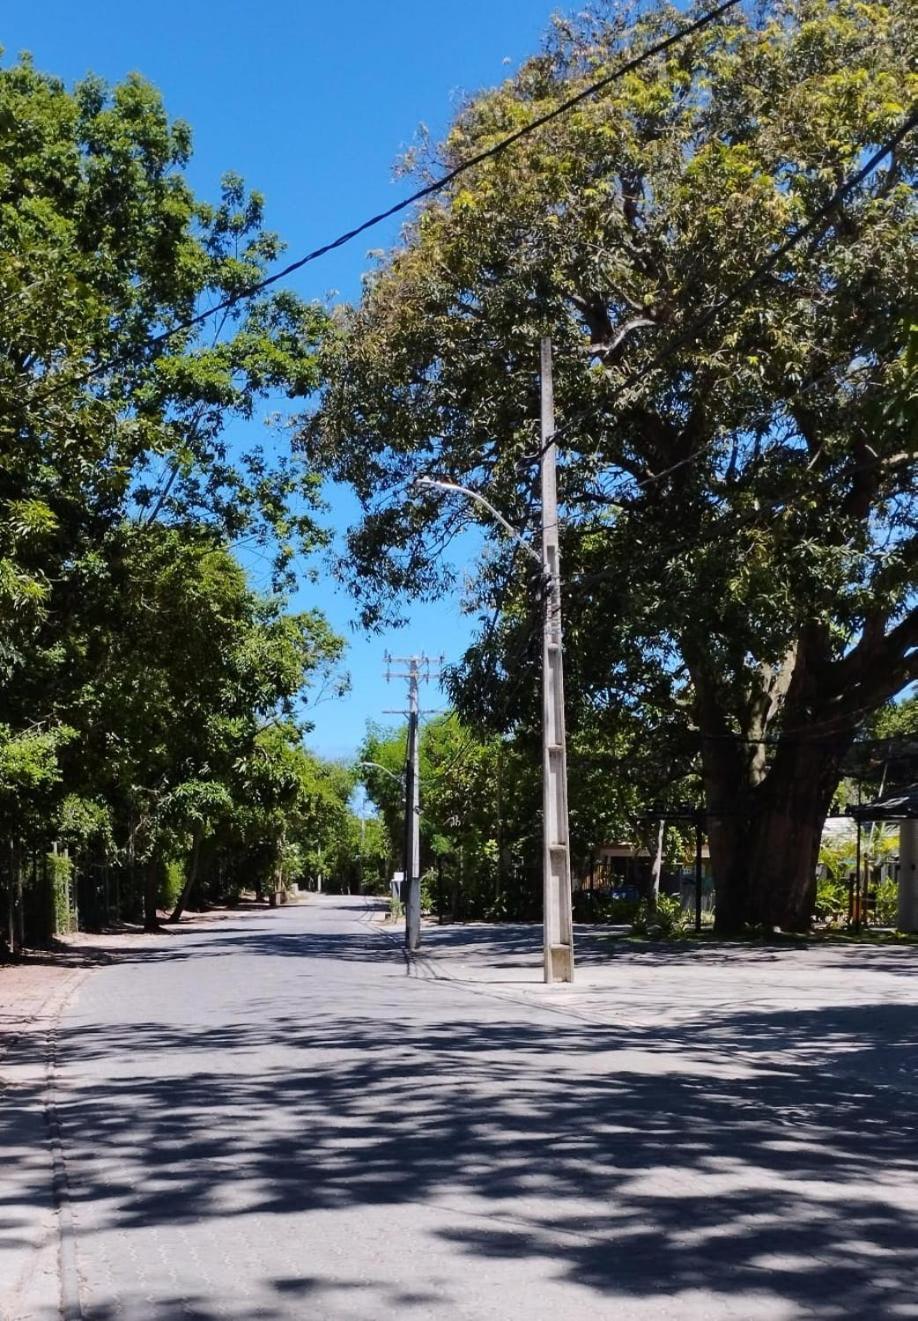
<box><xmin>428</xmin><ymin>109</ymin><xmax>918</xmax><ymax>774</ymax></box>
<box><xmin>542</xmin><ymin>102</ymin><xmax>918</xmax><ymax>479</ymax></box>
<box><xmin>416</xmin><ymin>106</ymin><xmax>916</xmax><ymax>570</ymax></box>
<box><xmin>34</xmin><ymin>0</ymin><xmax>743</xmax><ymax>399</ymax></box>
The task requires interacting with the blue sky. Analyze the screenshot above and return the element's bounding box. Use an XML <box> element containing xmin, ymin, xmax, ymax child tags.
<box><xmin>2</xmin><ymin>0</ymin><xmax>563</xmax><ymax>759</ymax></box>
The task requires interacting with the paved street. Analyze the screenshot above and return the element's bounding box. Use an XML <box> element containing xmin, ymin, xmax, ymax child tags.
<box><xmin>5</xmin><ymin>896</ymin><xmax>918</xmax><ymax>1320</ymax></box>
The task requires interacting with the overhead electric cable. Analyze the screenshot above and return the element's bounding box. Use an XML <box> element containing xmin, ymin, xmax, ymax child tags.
<box><xmin>37</xmin><ymin>0</ymin><xmax>743</xmax><ymax>398</ymax></box>
<box><xmin>541</xmin><ymin>102</ymin><xmax>918</xmax><ymax>478</ymax></box>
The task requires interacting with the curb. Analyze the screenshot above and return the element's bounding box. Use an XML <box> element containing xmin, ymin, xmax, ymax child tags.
<box><xmin>1</xmin><ymin>966</ymin><xmax>90</xmax><ymax>1321</ymax></box>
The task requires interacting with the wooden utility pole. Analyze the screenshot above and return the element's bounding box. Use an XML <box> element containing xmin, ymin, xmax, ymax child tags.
<box><xmin>540</xmin><ymin>337</ymin><xmax>575</xmax><ymax>983</ymax></box>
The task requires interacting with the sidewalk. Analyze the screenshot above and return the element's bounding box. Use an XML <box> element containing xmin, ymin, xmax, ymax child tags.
<box><xmin>0</xmin><ymin>903</ymin><xmax>279</xmax><ymax>1320</ymax></box>
<box><xmin>403</xmin><ymin>919</ymin><xmax>918</xmax><ymax>1090</ymax></box>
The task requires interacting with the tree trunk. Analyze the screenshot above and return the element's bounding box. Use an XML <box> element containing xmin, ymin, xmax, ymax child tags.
<box><xmin>143</xmin><ymin>856</ymin><xmax>161</xmax><ymax>931</ymax></box>
<box><xmin>708</xmin><ymin>735</ymin><xmax>852</xmax><ymax>933</ymax></box>
<box><xmin>5</xmin><ymin>838</ymin><xmax>18</xmax><ymax>956</ymax></box>
<box><xmin>168</xmin><ymin>829</ymin><xmax>201</xmax><ymax>925</ymax></box>
<box><xmin>649</xmin><ymin>819</ymin><xmax>664</xmax><ymax>910</ymax></box>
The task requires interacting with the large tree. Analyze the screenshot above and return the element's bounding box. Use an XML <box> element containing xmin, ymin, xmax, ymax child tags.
<box><xmin>0</xmin><ymin>56</ymin><xmax>328</xmax><ymax>733</ymax></box>
<box><xmin>307</xmin><ymin>0</ymin><xmax>917</xmax><ymax>931</ymax></box>
<box><xmin>0</xmin><ymin>55</ymin><xmax>344</xmax><ymax>939</ymax></box>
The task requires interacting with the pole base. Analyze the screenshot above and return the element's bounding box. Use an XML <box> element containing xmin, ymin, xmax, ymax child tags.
<box><xmin>545</xmin><ymin>943</ymin><xmax>574</xmax><ymax>983</ymax></box>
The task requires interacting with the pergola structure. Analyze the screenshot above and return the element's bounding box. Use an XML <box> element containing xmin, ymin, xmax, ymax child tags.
<box><xmin>851</xmin><ymin>782</ymin><xmax>918</xmax><ymax>933</ymax></box>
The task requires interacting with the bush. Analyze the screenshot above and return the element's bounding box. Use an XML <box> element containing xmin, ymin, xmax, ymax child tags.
<box><xmin>875</xmin><ymin>877</ymin><xmax>898</xmax><ymax>926</ymax></box>
<box><xmin>47</xmin><ymin>851</ymin><xmax>75</xmax><ymax>936</ymax></box>
<box><xmin>573</xmin><ymin>892</ymin><xmax>640</xmax><ymax>924</ymax></box>
<box><xmin>632</xmin><ymin>893</ymin><xmax>686</xmax><ymax>938</ymax></box>
<box><xmin>419</xmin><ymin>869</ymin><xmax>439</xmax><ymax>915</ymax></box>
<box><xmin>814</xmin><ymin>874</ymin><xmax>849</xmax><ymax>926</ymax></box>
<box><xmin>160</xmin><ymin>858</ymin><xmax>185</xmax><ymax>909</ymax></box>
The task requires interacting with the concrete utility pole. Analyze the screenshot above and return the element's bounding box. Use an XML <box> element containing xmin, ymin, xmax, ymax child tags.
<box><xmin>899</xmin><ymin>819</ymin><xmax>918</xmax><ymax>932</ymax></box>
<box><xmin>385</xmin><ymin>653</ymin><xmax>438</xmax><ymax>952</ymax></box>
<box><xmin>539</xmin><ymin>337</ymin><xmax>575</xmax><ymax>983</ymax></box>
<box><xmin>413</xmin><ymin>341</ymin><xmax>576</xmax><ymax>983</ymax></box>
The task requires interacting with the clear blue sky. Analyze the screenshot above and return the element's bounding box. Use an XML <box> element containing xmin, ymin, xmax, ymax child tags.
<box><xmin>3</xmin><ymin>0</ymin><xmax>561</xmax><ymax>760</ymax></box>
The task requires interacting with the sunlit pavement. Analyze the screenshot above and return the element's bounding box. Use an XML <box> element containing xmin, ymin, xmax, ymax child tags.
<box><xmin>6</xmin><ymin>895</ymin><xmax>918</xmax><ymax>1319</ymax></box>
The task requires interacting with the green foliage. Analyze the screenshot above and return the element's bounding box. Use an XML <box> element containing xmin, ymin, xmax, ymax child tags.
<box><xmin>814</xmin><ymin>874</ymin><xmax>850</xmax><ymax>926</ymax></box>
<box><xmin>358</xmin><ymin>714</ymin><xmax>538</xmax><ymax>919</ymax></box>
<box><xmin>876</xmin><ymin>877</ymin><xmax>899</xmax><ymax>926</ymax></box>
<box><xmin>161</xmin><ymin>859</ymin><xmax>186</xmax><ymax>909</ymax></box>
<box><xmin>0</xmin><ymin>52</ymin><xmax>348</xmax><ymax>938</ymax></box>
<box><xmin>47</xmin><ymin>851</ymin><xmax>75</xmax><ymax>935</ymax></box>
<box><xmin>310</xmin><ymin>0</ymin><xmax>917</xmax><ymax>931</ymax></box>
<box><xmin>419</xmin><ymin>868</ymin><xmax>439</xmax><ymax>915</ymax></box>
<box><xmin>573</xmin><ymin>892</ymin><xmax>640</xmax><ymax>925</ymax></box>
<box><xmin>632</xmin><ymin>893</ymin><xmax>686</xmax><ymax>939</ymax></box>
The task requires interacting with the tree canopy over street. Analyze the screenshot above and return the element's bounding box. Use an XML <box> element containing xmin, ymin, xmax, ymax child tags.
<box><xmin>1</xmin><ymin>0</ymin><xmax>916</xmax><ymax>945</ymax></box>
<box><xmin>307</xmin><ymin>0</ymin><xmax>918</xmax><ymax>931</ymax></box>
<box><xmin>0</xmin><ymin>56</ymin><xmax>355</xmax><ymax>945</ymax></box>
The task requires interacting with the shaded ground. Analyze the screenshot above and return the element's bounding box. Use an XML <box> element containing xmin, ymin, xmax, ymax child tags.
<box><xmin>3</xmin><ymin>898</ymin><xmax>917</xmax><ymax>1319</ymax></box>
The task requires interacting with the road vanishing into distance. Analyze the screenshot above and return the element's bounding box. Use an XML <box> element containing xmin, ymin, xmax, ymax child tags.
<box><xmin>5</xmin><ymin>895</ymin><xmax>918</xmax><ymax>1319</ymax></box>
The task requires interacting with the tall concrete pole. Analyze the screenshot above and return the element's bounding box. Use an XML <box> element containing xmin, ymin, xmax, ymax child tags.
<box><xmin>540</xmin><ymin>337</ymin><xmax>575</xmax><ymax>983</ymax></box>
<box><xmin>898</xmin><ymin>819</ymin><xmax>918</xmax><ymax>932</ymax></box>
<box><xmin>405</xmin><ymin>662</ymin><xmax>422</xmax><ymax>951</ymax></box>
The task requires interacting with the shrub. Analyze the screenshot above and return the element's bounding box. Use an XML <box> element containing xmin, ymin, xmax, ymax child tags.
<box><xmin>47</xmin><ymin>851</ymin><xmax>75</xmax><ymax>936</ymax></box>
<box><xmin>160</xmin><ymin>858</ymin><xmax>185</xmax><ymax>909</ymax></box>
<box><xmin>574</xmin><ymin>892</ymin><xmax>640</xmax><ymax>924</ymax></box>
<box><xmin>814</xmin><ymin>874</ymin><xmax>849</xmax><ymax>926</ymax></box>
<box><xmin>632</xmin><ymin>893</ymin><xmax>686</xmax><ymax>938</ymax></box>
<box><xmin>875</xmin><ymin>877</ymin><xmax>898</xmax><ymax>926</ymax></box>
<box><xmin>419</xmin><ymin>869</ymin><xmax>439</xmax><ymax>915</ymax></box>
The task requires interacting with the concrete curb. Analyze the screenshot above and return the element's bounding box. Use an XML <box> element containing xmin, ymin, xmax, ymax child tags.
<box><xmin>1</xmin><ymin>966</ymin><xmax>89</xmax><ymax>1321</ymax></box>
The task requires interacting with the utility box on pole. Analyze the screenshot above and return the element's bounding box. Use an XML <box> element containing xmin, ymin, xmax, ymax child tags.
<box><xmin>540</xmin><ymin>337</ymin><xmax>575</xmax><ymax>983</ymax></box>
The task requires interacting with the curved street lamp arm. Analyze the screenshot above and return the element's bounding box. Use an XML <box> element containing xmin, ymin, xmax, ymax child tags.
<box><xmin>356</xmin><ymin>760</ymin><xmax>405</xmax><ymax>784</ymax></box>
<box><xmin>414</xmin><ymin>476</ymin><xmax>543</xmax><ymax>569</ymax></box>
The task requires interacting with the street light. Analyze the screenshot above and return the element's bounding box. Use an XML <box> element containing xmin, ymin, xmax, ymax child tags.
<box><xmin>356</xmin><ymin>760</ymin><xmax>405</xmax><ymax>784</ymax></box>
<box><xmin>411</xmin><ymin>337</ymin><xmax>575</xmax><ymax>983</ymax></box>
<box><xmin>414</xmin><ymin>477</ymin><xmax>543</xmax><ymax>567</ymax></box>
<box><xmin>357</xmin><ymin>759</ymin><xmax>412</xmax><ymax>920</ymax></box>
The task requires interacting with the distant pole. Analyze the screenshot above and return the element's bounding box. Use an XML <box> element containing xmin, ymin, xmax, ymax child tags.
<box><xmin>540</xmin><ymin>336</ymin><xmax>575</xmax><ymax>983</ymax></box>
<box><xmin>854</xmin><ymin>790</ymin><xmax>863</xmax><ymax>932</ymax></box>
<box><xmin>651</xmin><ymin>817</ymin><xmax>665</xmax><ymax>909</ymax></box>
<box><xmin>385</xmin><ymin>652</ymin><xmax>438</xmax><ymax>952</ymax></box>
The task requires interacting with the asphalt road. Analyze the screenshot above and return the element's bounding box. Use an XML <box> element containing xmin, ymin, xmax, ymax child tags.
<box><xmin>8</xmin><ymin>896</ymin><xmax>918</xmax><ymax>1319</ymax></box>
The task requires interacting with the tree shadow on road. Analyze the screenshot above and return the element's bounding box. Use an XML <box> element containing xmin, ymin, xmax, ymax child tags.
<box><xmin>7</xmin><ymin>974</ymin><xmax>915</xmax><ymax>1317</ymax></box>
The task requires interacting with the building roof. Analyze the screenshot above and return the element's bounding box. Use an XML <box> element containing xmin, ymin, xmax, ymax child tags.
<box><xmin>851</xmin><ymin>784</ymin><xmax>918</xmax><ymax>821</ymax></box>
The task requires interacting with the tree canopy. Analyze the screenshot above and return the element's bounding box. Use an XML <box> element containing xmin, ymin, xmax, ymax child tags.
<box><xmin>308</xmin><ymin>0</ymin><xmax>918</xmax><ymax>930</ymax></box>
<box><xmin>0</xmin><ymin>54</ymin><xmax>347</xmax><ymax>947</ymax></box>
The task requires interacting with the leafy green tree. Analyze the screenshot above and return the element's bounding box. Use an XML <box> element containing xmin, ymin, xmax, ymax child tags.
<box><xmin>230</xmin><ymin>725</ymin><xmax>359</xmax><ymax>898</ymax></box>
<box><xmin>161</xmin><ymin>780</ymin><xmax>234</xmax><ymax>924</ymax></box>
<box><xmin>309</xmin><ymin>0</ymin><xmax>917</xmax><ymax>931</ymax></box>
<box><xmin>0</xmin><ymin>55</ymin><xmax>328</xmax><ymax>777</ymax></box>
<box><xmin>0</xmin><ymin>54</ymin><xmax>341</xmax><ymax>940</ymax></box>
<box><xmin>0</xmin><ymin>723</ymin><xmax>72</xmax><ymax>950</ymax></box>
<box><xmin>55</xmin><ymin>525</ymin><xmax>342</xmax><ymax>927</ymax></box>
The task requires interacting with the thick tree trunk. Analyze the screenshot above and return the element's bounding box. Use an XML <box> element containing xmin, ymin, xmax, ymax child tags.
<box><xmin>708</xmin><ymin>735</ymin><xmax>852</xmax><ymax>933</ymax></box>
<box><xmin>745</xmin><ymin>737</ymin><xmax>851</xmax><ymax>930</ymax></box>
